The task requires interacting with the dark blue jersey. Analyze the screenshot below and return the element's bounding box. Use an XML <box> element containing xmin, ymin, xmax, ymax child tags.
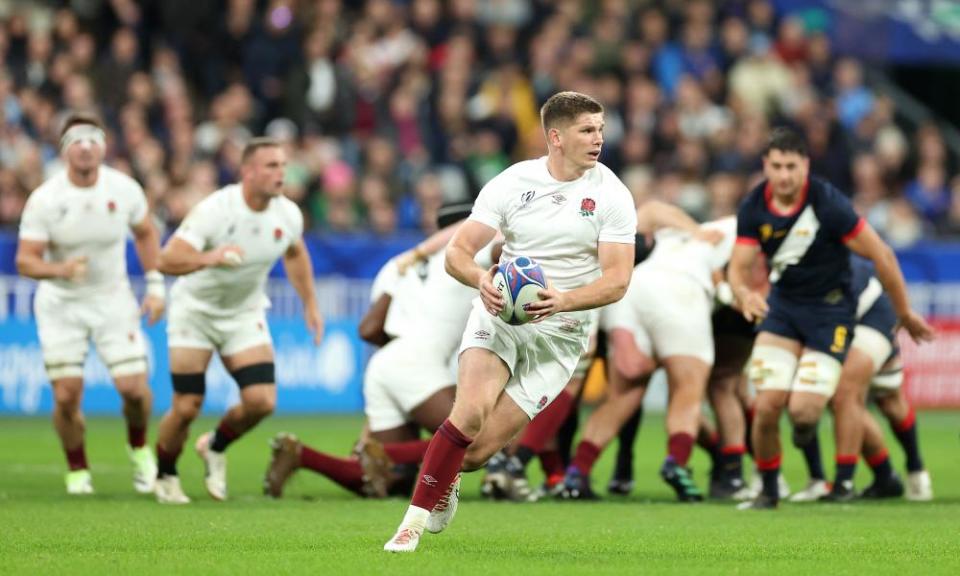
<box><xmin>736</xmin><ymin>176</ymin><xmax>864</xmax><ymax>301</ymax></box>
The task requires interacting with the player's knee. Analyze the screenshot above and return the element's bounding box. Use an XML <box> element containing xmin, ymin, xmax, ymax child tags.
<box><xmin>245</xmin><ymin>394</ymin><xmax>276</xmax><ymax>419</ymax></box>
<box><xmin>173</xmin><ymin>394</ymin><xmax>204</xmax><ymax>421</ymax></box>
<box><xmin>746</xmin><ymin>346</ymin><xmax>798</xmax><ymax>393</ymax></box>
<box><xmin>115</xmin><ymin>377</ymin><xmax>148</xmax><ymax>403</ymax></box>
<box><xmin>787</xmin><ymin>402</ymin><xmax>822</xmax><ymax>431</ymax></box>
<box><xmin>52</xmin><ymin>381</ymin><xmax>83</xmax><ymax>411</ymax></box>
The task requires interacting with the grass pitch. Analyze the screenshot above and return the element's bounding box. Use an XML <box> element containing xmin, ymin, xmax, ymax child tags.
<box><xmin>1</xmin><ymin>411</ymin><xmax>958</xmax><ymax>575</ymax></box>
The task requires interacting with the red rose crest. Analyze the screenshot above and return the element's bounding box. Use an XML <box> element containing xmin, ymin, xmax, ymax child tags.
<box><xmin>107</xmin><ymin>200</ymin><xmax>116</xmax><ymax>213</ymax></box>
<box><xmin>579</xmin><ymin>197</ymin><xmax>596</xmax><ymax>217</ymax></box>
<box><xmin>274</xmin><ymin>227</ymin><xmax>283</xmax><ymax>241</ymax></box>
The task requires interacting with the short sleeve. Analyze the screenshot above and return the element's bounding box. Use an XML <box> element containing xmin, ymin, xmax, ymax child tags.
<box><xmin>127</xmin><ymin>181</ymin><xmax>149</xmax><ymax>227</ymax></box>
<box><xmin>598</xmin><ymin>181</ymin><xmax>637</xmax><ymax>244</ymax></box>
<box><xmin>468</xmin><ymin>177</ymin><xmax>504</xmax><ymax>230</ymax></box>
<box><xmin>18</xmin><ymin>191</ymin><xmax>50</xmax><ymax>242</ymax></box>
<box><xmin>820</xmin><ymin>185</ymin><xmax>863</xmax><ymax>243</ymax></box>
<box><xmin>174</xmin><ymin>197</ymin><xmax>218</xmax><ymax>251</ymax></box>
<box><xmin>370</xmin><ymin>258</ymin><xmax>400</xmax><ymax>302</ymax></box>
<box><xmin>735</xmin><ymin>198</ymin><xmax>759</xmax><ymax>245</ymax></box>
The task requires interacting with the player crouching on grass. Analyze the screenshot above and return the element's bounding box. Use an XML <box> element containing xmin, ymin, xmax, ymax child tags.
<box><xmin>152</xmin><ymin>138</ymin><xmax>323</xmax><ymax>504</ymax></box>
<box><xmin>16</xmin><ymin>112</ymin><xmax>165</xmax><ymax>496</ymax></box>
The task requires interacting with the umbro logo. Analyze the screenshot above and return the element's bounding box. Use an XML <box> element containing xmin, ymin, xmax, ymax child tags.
<box><xmin>552</xmin><ymin>194</ymin><xmax>567</xmax><ymax>205</ymax></box>
<box><xmin>422</xmin><ymin>475</ymin><xmax>438</xmax><ymax>486</ymax></box>
<box><xmin>474</xmin><ymin>330</ymin><xmax>490</xmax><ymax>341</ymax></box>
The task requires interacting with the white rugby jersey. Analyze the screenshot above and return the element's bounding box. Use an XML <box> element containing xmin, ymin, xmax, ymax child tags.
<box><xmin>371</xmin><ymin>245</ymin><xmax>494</xmax><ymax>344</ymax></box>
<box><xmin>370</xmin><ymin>254</ymin><xmax>438</xmax><ymax>340</ymax></box>
<box><xmin>169</xmin><ymin>184</ymin><xmax>303</xmax><ymax>316</ymax></box>
<box><xmin>19</xmin><ymin>165</ymin><xmax>148</xmax><ymax>299</ymax></box>
<box><xmin>470</xmin><ymin>157</ymin><xmax>636</xmax><ymax>292</ymax></box>
<box><xmin>644</xmin><ymin>216</ymin><xmax>737</xmax><ymax>297</ymax></box>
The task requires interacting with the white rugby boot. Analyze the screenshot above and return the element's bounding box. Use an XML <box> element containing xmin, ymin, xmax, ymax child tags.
<box><xmin>155</xmin><ymin>475</ymin><xmax>191</xmax><ymax>504</ymax></box>
<box><xmin>384</xmin><ymin>507</ymin><xmax>428</xmax><ymax>553</ymax></box>
<box><xmin>195</xmin><ymin>432</ymin><xmax>227</xmax><ymax>501</ymax></box>
<box><xmin>906</xmin><ymin>470</ymin><xmax>933</xmax><ymax>501</ymax></box>
<box><xmin>65</xmin><ymin>469</ymin><xmax>94</xmax><ymax>495</ymax></box>
<box><xmin>789</xmin><ymin>479</ymin><xmax>831</xmax><ymax>502</ymax></box>
<box><xmin>129</xmin><ymin>446</ymin><xmax>158</xmax><ymax>494</ymax></box>
<box><xmin>426</xmin><ymin>474</ymin><xmax>461</xmax><ymax>534</ymax></box>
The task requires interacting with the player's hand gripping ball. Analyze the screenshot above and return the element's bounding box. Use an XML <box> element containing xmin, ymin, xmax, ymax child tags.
<box><xmin>491</xmin><ymin>256</ymin><xmax>548</xmax><ymax>325</ymax></box>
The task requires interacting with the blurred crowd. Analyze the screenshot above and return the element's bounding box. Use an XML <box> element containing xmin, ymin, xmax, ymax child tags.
<box><xmin>0</xmin><ymin>0</ymin><xmax>959</xmax><ymax>244</ymax></box>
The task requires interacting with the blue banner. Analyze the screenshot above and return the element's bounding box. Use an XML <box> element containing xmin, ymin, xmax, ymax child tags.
<box><xmin>0</xmin><ymin>318</ymin><xmax>365</xmax><ymax>415</ymax></box>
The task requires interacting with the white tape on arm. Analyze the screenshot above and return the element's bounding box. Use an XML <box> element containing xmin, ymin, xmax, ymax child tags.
<box><xmin>145</xmin><ymin>270</ymin><xmax>165</xmax><ymax>299</ymax></box>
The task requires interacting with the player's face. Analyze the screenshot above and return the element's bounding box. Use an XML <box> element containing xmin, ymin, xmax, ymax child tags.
<box><xmin>246</xmin><ymin>146</ymin><xmax>287</xmax><ymax>197</ymax></box>
<box><xmin>64</xmin><ymin>139</ymin><xmax>105</xmax><ymax>173</ymax></box>
<box><xmin>556</xmin><ymin>112</ymin><xmax>604</xmax><ymax>169</ymax></box>
<box><xmin>763</xmin><ymin>149</ymin><xmax>809</xmax><ymax>199</ymax></box>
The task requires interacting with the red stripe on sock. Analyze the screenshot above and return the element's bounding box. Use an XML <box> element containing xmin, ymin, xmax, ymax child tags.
<box><xmin>66</xmin><ymin>445</ymin><xmax>88</xmax><ymax>471</ymax></box>
<box><xmin>383</xmin><ymin>440</ymin><xmax>430</xmax><ymax>465</ymax></box>
<box><xmin>866</xmin><ymin>449</ymin><xmax>890</xmax><ymax>468</ymax></box>
<box><xmin>299</xmin><ymin>446</ymin><xmax>364</xmax><ymax>493</ymax></box>
<box><xmin>895</xmin><ymin>406</ymin><xmax>916</xmax><ymax>433</ymax></box>
<box><xmin>571</xmin><ymin>441</ymin><xmax>602</xmax><ymax>476</ymax></box>
<box><xmin>518</xmin><ymin>390</ymin><xmax>575</xmax><ymax>453</ymax></box>
<box><xmin>756</xmin><ymin>454</ymin><xmax>782</xmax><ymax>471</ymax></box>
<box><xmin>411</xmin><ymin>420</ymin><xmax>473</xmax><ymax>511</ymax></box>
<box><xmin>835</xmin><ymin>454</ymin><xmax>858</xmax><ymax>465</ymax></box>
<box><xmin>127</xmin><ymin>424</ymin><xmax>146</xmax><ymax>449</ymax></box>
<box><xmin>721</xmin><ymin>444</ymin><xmax>746</xmax><ymax>456</ymax></box>
<box><xmin>668</xmin><ymin>433</ymin><xmax>695</xmax><ymax>467</ymax></box>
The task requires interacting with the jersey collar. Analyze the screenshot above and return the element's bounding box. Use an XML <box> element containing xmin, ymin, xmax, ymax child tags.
<box><xmin>763</xmin><ymin>178</ymin><xmax>809</xmax><ymax>217</ymax></box>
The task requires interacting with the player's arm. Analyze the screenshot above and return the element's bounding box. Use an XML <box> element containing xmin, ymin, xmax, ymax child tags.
<box><xmin>15</xmin><ymin>240</ymin><xmax>86</xmax><ymax>280</ymax></box>
<box><xmin>527</xmin><ymin>241</ymin><xmax>634</xmax><ymax>318</ymax></box>
<box><xmin>358</xmin><ymin>294</ymin><xmax>392</xmax><ymax>346</ymax></box>
<box><xmin>635</xmin><ymin>200</ymin><xmax>698</xmax><ymax>235</ymax></box>
<box><xmin>158</xmin><ymin>237</ymin><xmax>241</xmax><ymax>276</ymax></box>
<box><xmin>728</xmin><ymin>242</ymin><xmax>768</xmax><ymax>322</ymax></box>
<box><xmin>446</xmin><ymin>219</ymin><xmax>501</xmax><ymax>316</ymax></box>
<box><xmin>845</xmin><ymin>222</ymin><xmax>934</xmax><ymax>343</ymax></box>
<box><xmin>396</xmin><ymin>221</ymin><xmax>463</xmax><ymax>274</ymax></box>
<box><xmin>283</xmin><ymin>238</ymin><xmax>324</xmax><ymax>345</ymax></box>
<box><xmin>130</xmin><ymin>215</ymin><xmax>165</xmax><ymax>324</ymax></box>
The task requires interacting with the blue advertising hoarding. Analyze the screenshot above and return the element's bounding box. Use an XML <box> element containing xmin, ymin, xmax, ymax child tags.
<box><xmin>0</xmin><ymin>318</ymin><xmax>365</xmax><ymax>415</ymax></box>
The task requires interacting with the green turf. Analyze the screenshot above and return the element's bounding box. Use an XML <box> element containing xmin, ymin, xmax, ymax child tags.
<box><xmin>1</xmin><ymin>411</ymin><xmax>958</xmax><ymax>575</ymax></box>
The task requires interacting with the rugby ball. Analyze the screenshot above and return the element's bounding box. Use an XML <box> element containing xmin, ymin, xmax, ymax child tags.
<box><xmin>492</xmin><ymin>256</ymin><xmax>548</xmax><ymax>325</ymax></box>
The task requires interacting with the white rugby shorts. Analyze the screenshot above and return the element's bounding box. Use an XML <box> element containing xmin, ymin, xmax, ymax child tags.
<box><xmin>34</xmin><ymin>285</ymin><xmax>147</xmax><ymax>378</ymax></box>
<box><xmin>363</xmin><ymin>337</ymin><xmax>456</xmax><ymax>432</ymax></box>
<box><xmin>167</xmin><ymin>302</ymin><xmax>272</xmax><ymax>356</ymax></box>
<box><xmin>458</xmin><ymin>299</ymin><xmax>587</xmax><ymax>419</ymax></box>
<box><xmin>601</xmin><ymin>268</ymin><xmax>714</xmax><ymax>364</ymax></box>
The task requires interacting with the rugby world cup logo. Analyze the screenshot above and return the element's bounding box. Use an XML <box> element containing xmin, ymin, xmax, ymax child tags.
<box><xmin>580</xmin><ymin>197</ymin><xmax>596</xmax><ymax>217</ymax></box>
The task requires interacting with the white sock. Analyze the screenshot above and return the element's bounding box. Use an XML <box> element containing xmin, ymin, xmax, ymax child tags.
<box><xmin>401</xmin><ymin>506</ymin><xmax>429</xmax><ymax>530</ymax></box>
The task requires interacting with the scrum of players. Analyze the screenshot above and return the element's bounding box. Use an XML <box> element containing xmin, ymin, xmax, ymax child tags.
<box><xmin>21</xmin><ymin>105</ymin><xmax>933</xmax><ymax>514</ymax></box>
<box><xmin>265</xmin><ymin>127</ymin><xmax>935</xmax><ymax>511</ymax></box>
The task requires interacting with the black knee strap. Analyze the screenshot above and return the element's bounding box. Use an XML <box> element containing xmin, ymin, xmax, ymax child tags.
<box><xmin>230</xmin><ymin>362</ymin><xmax>275</xmax><ymax>388</ymax></box>
<box><xmin>172</xmin><ymin>372</ymin><xmax>205</xmax><ymax>395</ymax></box>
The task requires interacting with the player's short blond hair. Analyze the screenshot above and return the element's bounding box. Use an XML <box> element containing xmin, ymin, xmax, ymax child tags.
<box><xmin>241</xmin><ymin>137</ymin><xmax>282</xmax><ymax>164</ymax></box>
<box><xmin>540</xmin><ymin>91</ymin><xmax>604</xmax><ymax>132</ymax></box>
